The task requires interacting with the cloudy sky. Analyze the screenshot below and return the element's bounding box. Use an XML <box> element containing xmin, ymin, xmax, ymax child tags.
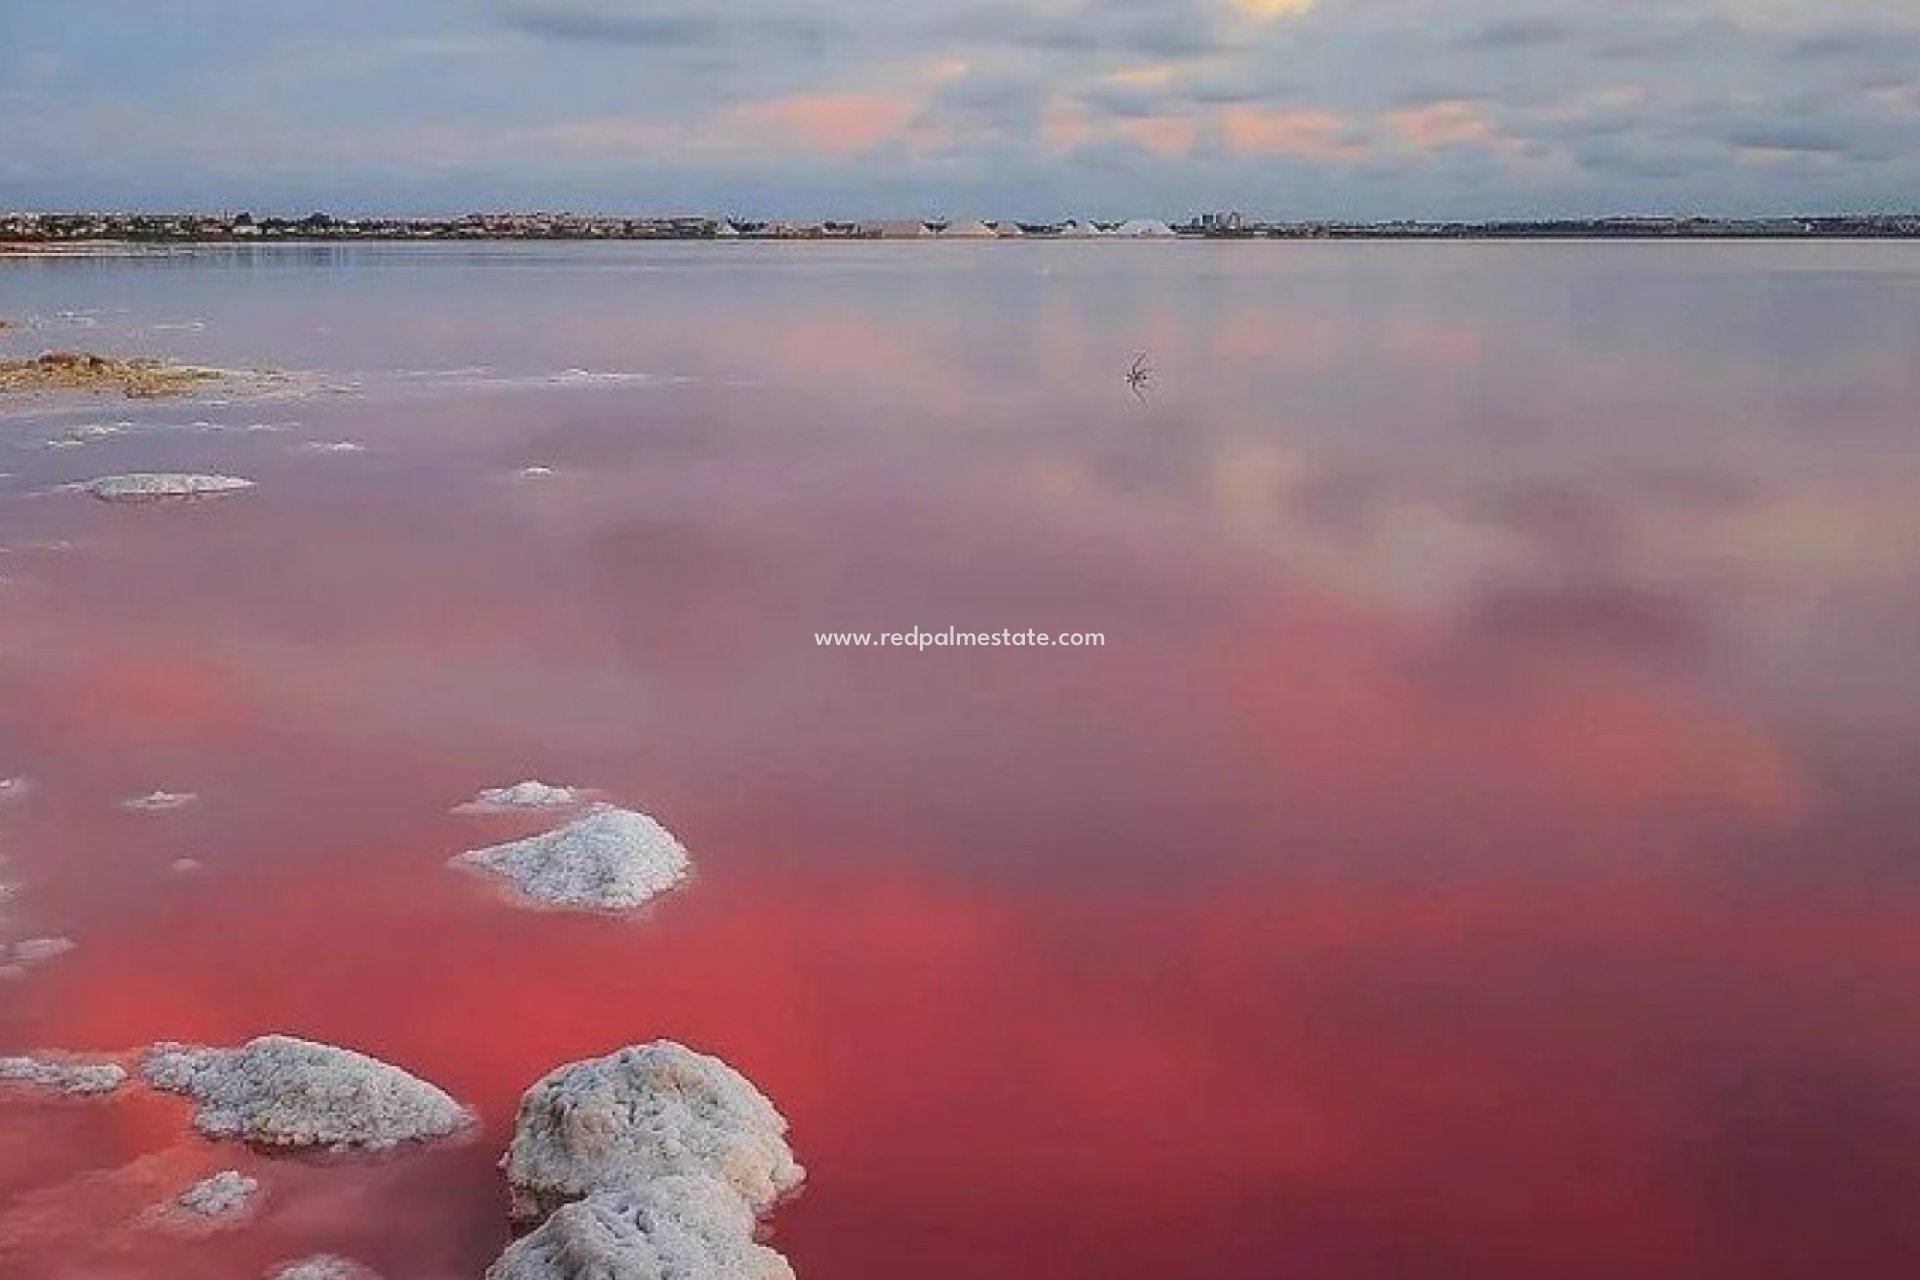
<box><xmin>2</xmin><ymin>0</ymin><xmax>1916</xmax><ymax>219</ymax></box>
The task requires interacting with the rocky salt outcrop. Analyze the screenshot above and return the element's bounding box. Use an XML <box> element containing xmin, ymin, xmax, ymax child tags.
<box><xmin>142</xmin><ymin>1169</ymin><xmax>262</xmax><ymax>1233</ymax></box>
<box><xmin>0</xmin><ymin>351</ymin><xmax>223</xmax><ymax>399</ymax></box>
<box><xmin>85</xmin><ymin>473</ymin><xmax>254</xmax><ymax>503</ymax></box>
<box><xmin>174</xmin><ymin>1170</ymin><xmax>259</xmax><ymax>1218</ymax></box>
<box><xmin>452</xmin><ymin>806</ymin><xmax>690</xmax><ymax>912</ymax></box>
<box><xmin>455</xmin><ymin>781</ymin><xmax>586</xmax><ymax>813</ymax></box>
<box><xmin>488</xmin><ymin>1043</ymin><xmax>803</xmax><ymax>1280</ymax></box>
<box><xmin>142</xmin><ymin>1035</ymin><xmax>472</xmax><ymax>1151</ymax></box>
<box><xmin>486</xmin><ymin>1176</ymin><xmax>795</xmax><ymax>1280</ymax></box>
<box><xmin>268</xmin><ymin>1256</ymin><xmax>383</xmax><ymax>1280</ymax></box>
<box><xmin>0</xmin><ymin>1054</ymin><xmax>128</xmax><ymax>1097</ymax></box>
<box><xmin>502</xmin><ymin>1041</ymin><xmax>803</xmax><ymax>1228</ymax></box>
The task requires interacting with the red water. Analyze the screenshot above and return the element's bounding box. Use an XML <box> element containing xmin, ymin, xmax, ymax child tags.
<box><xmin>2</xmin><ymin>243</ymin><xmax>1919</xmax><ymax>1278</ymax></box>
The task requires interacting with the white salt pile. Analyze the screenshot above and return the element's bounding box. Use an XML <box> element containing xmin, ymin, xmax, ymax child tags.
<box><xmin>0</xmin><ymin>1054</ymin><xmax>128</xmax><ymax>1097</ymax></box>
<box><xmin>502</xmin><ymin>1041</ymin><xmax>804</xmax><ymax>1226</ymax></box>
<box><xmin>487</xmin><ymin>1177</ymin><xmax>795</xmax><ymax>1280</ymax></box>
<box><xmin>489</xmin><ymin>1042</ymin><xmax>804</xmax><ymax>1280</ymax></box>
<box><xmin>123</xmin><ymin>790</ymin><xmax>197</xmax><ymax>812</ymax></box>
<box><xmin>142</xmin><ymin>1035</ymin><xmax>472</xmax><ymax>1151</ymax></box>
<box><xmin>517</xmin><ymin>466</ymin><xmax>556</xmax><ymax>479</ymax></box>
<box><xmin>297</xmin><ymin>440</ymin><xmax>365</xmax><ymax>454</ymax></box>
<box><xmin>455</xmin><ymin>780</ymin><xmax>585</xmax><ymax>813</ymax></box>
<box><xmin>171</xmin><ymin>857</ymin><xmax>206</xmax><ymax>875</ymax></box>
<box><xmin>452</xmin><ymin>805</ymin><xmax>690</xmax><ymax>912</ymax></box>
<box><xmin>0</xmin><ymin>777</ymin><xmax>26</xmax><ymax>804</ymax></box>
<box><xmin>85</xmin><ymin>473</ymin><xmax>254</xmax><ymax>503</ymax></box>
<box><xmin>269</xmin><ymin>1257</ymin><xmax>383</xmax><ymax>1280</ymax></box>
<box><xmin>173</xmin><ymin>1170</ymin><xmax>260</xmax><ymax>1218</ymax></box>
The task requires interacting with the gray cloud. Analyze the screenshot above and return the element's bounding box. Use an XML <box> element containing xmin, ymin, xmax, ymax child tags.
<box><xmin>493</xmin><ymin>1</ymin><xmax>840</xmax><ymax>47</ymax></box>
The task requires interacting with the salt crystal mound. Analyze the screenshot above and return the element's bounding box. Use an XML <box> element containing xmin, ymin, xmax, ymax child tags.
<box><xmin>174</xmin><ymin>1170</ymin><xmax>259</xmax><ymax>1218</ymax></box>
<box><xmin>0</xmin><ymin>777</ymin><xmax>27</xmax><ymax>803</ymax></box>
<box><xmin>455</xmin><ymin>780</ymin><xmax>586</xmax><ymax>813</ymax></box>
<box><xmin>486</xmin><ymin>1177</ymin><xmax>795</xmax><ymax>1280</ymax></box>
<box><xmin>502</xmin><ymin>1041</ymin><xmax>804</xmax><ymax>1228</ymax></box>
<box><xmin>453</xmin><ymin>805</ymin><xmax>690</xmax><ymax>913</ymax></box>
<box><xmin>269</xmin><ymin>1256</ymin><xmax>383</xmax><ymax>1280</ymax></box>
<box><xmin>85</xmin><ymin>473</ymin><xmax>254</xmax><ymax>503</ymax></box>
<box><xmin>0</xmin><ymin>1054</ymin><xmax>128</xmax><ymax>1097</ymax></box>
<box><xmin>141</xmin><ymin>1035</ymin><xmax>473</xmax><ymax>1151</ymax></box>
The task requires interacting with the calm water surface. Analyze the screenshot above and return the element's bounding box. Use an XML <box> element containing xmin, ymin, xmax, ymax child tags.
<box><xmin>2</xmin><ymin>242</ymin><xmax>1919</xmax><ymax>1278</ymax></box>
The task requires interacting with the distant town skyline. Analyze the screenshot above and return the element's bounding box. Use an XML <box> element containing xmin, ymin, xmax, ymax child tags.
<box><xmin>3</xmin><ymin>1</ymin><xmax>1918</xmax><ymax>220</ymax></box>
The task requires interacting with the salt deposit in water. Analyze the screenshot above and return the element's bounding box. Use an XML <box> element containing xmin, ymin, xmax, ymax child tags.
<box><xmin>501</xmin><ymin>1041</ymin><xmax>803</xmax><ymax>1227</ymax></box>
<box><xmin>2</xmin><ymin>937</ymin><xmax>77</xmax><ymax>977</ymax></box>
<box><xmin>297</xmin><ymin>440</ymin><xmax>366</xmax><ymax>454</ymax></box>
<box><xmin>123</xmin><ymin>790</ymin><xmax>197</xmax><ymax>812</ymax></box>
<box><xmin>486</xmin><ymin>1176</ymin><xmax>795</xmax><ymax>1280</ymax></box>
<box><xmin>489</xmin><ymin>1043</ymin><xmax>804</xmax><ymax>1280</ymax></box>
<box><xmin>85</xmin><ymin>473</ymin><xmax>254</xmax><ymax>503</ymax></box>
<box><xmin>0</xmin><ymin>1054</ymin><xmax>128</xmax><ymax>1097</ymax></box>
<box><xmin>452</xmin><ymin>805</ymin><xmax>690</xmax><ymax>912</ymax></box>
<box><xmin>269</xmin><ymin>1256</ymin><xmax>383</xmax><ymax>1280</ymax></box>
<box><xmin>455</xmin><ymin>780</ymin><xmax>586</xmax><ymax>813</ymax></box>
<box><xmin>173</xmin><ymin>1170</ymin><xmax>260</xmax><ymax>1218</ymax></box>
<box><xmin>142</xmin><ymin>1035</ymin><xmax>473</xmax><ymax>1151</ymax></box>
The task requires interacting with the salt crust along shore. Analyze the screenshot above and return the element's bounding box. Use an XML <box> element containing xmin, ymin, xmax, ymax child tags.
<box><xmin>489</xmin><ymin>1042</ymin><xmax>804</xmax><ymax>1280</ymax></box>
<box><xmin>453</xmin><ymin>805</ymin><xmax>691</xmax><ymax>912</ymax></box>
<box><xmin>85</xmin><ymin>474</ymin><xmax>254</xmax><ymax>503</ymax></box>
<box><xmin>142</xmin><ymin>1036</ymin><xmax>473</xmax><ymax>1151</ymax></box>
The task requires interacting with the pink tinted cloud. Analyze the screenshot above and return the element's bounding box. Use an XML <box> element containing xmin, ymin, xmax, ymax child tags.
<box><xmin>730</xmin><ymin>91</ymin><xmax>920</xmax><ymax>157</ymax></box>
<box><xmin>1220</xmin><ymin>105</ymin><xmax>1373</xmax><ymax>162</ymax></box>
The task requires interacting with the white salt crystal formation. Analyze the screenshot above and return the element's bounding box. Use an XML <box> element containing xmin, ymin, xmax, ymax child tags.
<box><xmin>85</xmin><ymin>473</ymin><xmax>254</xmax><ymax>503</ymax></box>
<box><xmin>0</xmin><ymin>1054</ymin><xmax>128</xmax><ymax>1096</ymax></box>
<box><xmin>489</xmin><ymin>1042</ymin><xmax>804</xmax><ymax>1280</ymax></box>
<box><xmin>0</xmin><ymin>776</ymin><xmax>27</xmax><ymax>803</ymax></box>
<box><xmin>488</xmin><ymin>1177</ymin><xmax>795</xmax><ymax>1280</ymax></box>
<box><xmin>175</xmin><ymin>1170</ymin><xmax>260</xmax><ymax>1218</ymax></box>
<box><xmin>456</xmin><ymin>780</ymin><xmax>585</xmax><ymax>813</ymax></box>
<box><xmin>453</xmin><ymin>805</ymin><xmax>690</xmax><ymax>912</ymax></box>
<box><xmin>142</xmin><ymin>1035</ymin><xmax>472</xmax><ymax>1151</ymax></box>
<box><xmin>269</xmin><ymin>1256</ymin><xmax>383</xmax><ymax>1280</ymax></box>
